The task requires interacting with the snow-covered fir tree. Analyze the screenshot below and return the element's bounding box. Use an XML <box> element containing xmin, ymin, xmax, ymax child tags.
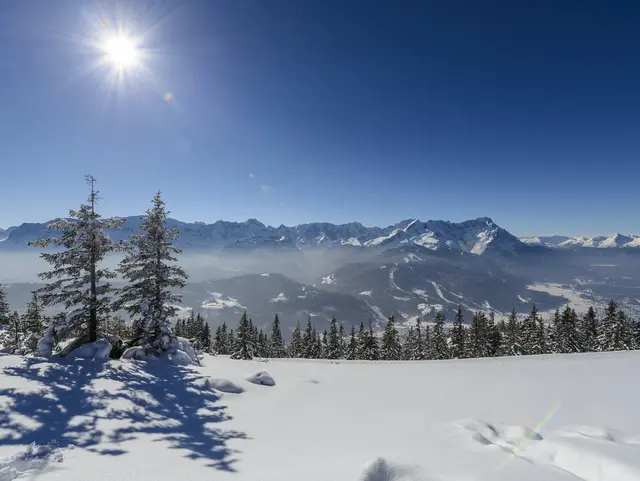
<box><xmin>580</xmin><ymin>307</ymin><xmax>599</xmax><ymax>352</ymax></box>
<box><xmin>503</xmin><ymin>309</ymin><xmax>522</xmax><ymax>356</ymax></box>
<box><xmin>302</xmin><ymin>318</ymin><xmax>314</xmax><ymax>358</ymax></box>
<box><xmin>380</xmin><ymin>315</ymin><xmax>401</xmax><ymax>360</ymax></box>
<box><xmin>423</xmin><ymin>325</ymin><xmax>432</xmax><ymax>359</ymax></box>
<box><xmin>289</xmin><ymin>321</ymin><xmax>302</xmax><ymax>358</ymax></box>
<box><xmin>347</xmin><ymin>325</ymin><xmax>357</xmax><ymax>360</ymax></box>
<box><xmin>554</xmin><ymin>306</ymin><xmax>581</xmax><ymax>354</ymax></box>
<box><xmin>449</xmin><ymin>306</ymin><xmax>466</xmax><ymax>359</ymax></box>
<box><xmin>361</xmin><ymin>321</ymin><xmax>379</xmax><ymax>360</ymax></box>
<box><xmin>0</xmin><ymin>285</ymin><xmax>10</xmax><ymax>327</ymax></box>
<box><xmin>327</xmin><ymin>316</ymin><xmax>341</xmax><ymax>359</ymax></box>
<box><xmin>29</xmin><ymin>175</ymin><xmax>125</xmax><ymax>346</ymax></box>
<box><xmin>199</xmin><ymin>321</ymin><xmax>212</xmax><ymax>352</ymax></box>
<box><xmin>430</xmin><ymin>312</ymin><xmax>449</xmax><ymax>360</ymax></box>
<box><xmin>402</xmin><ymin>326</ymin><xmax>415</xmax><ymax>360</ymax></box>
<box><xmin>116</xmin><ymin>191</ymin><xmax>188</xmax><ymax>355</ymax></box>
<box><xmin>520</xmin><ymin>304</ymin><xmax>540</xmax><ymax>355</ymax></box>
<box><xmin>356</xmin><ymin>321</ymin><xmax>367</xmax><ymax>359</ymax></box>
<box><xmin>231</xmin><ymin>312</ymin><xmax>253</xmax><ymax>360</ymax></box>
<box><xmin>313</xmin><ymin>327</ymin><xmax>323</xmax><ymax>358</ymax></box>
<box><xmin>338</xmin><ymin>324</ymin><xmax>346</xmax><ymax>359</ymax></box>
<box><xmin>408</xmin><ymin>317</ymin><xmax>425</xmax><ymax>360</ymax></box>
<box><xmin>487</xmin><ymin>311</ymin><xmax>502</xmax><ymax>357</ymax></box>
<box><xmin>467</xmin><ymin>311</ymin><xmax>489</xmax><ymax>358</ymax></box>
<box><xmin>269</xmin><ymin>314</ymin><xmax>286</xmax><ymax>358</ymax></box>
<box><xmin>22</xmin><ymin>292</ymin><xmax>45</xmax><ymax>335</ymax></box>
<box><xmin>214</xmin><ymin>322</ymin><xmax>229</xmax><ymax>354</ymax></box>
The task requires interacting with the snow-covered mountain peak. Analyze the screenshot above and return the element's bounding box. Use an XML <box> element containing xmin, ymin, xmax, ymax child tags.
<box><xmin>521</xmin><ymin>232</ymin><xmax>640</xmax><ymax>249</ymax></box>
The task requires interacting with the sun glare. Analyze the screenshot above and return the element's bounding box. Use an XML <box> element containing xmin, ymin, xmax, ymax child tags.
<box><xmin>102</xmin><ymin>35</ymin><xmax>140</xmax><ymax>71</ymax></box>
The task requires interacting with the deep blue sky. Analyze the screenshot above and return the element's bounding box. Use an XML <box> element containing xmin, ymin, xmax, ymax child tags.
<box><xmin>1</xmin><ymin>0</ymin><xmax>639</xmax><ymax>237</ymax></box>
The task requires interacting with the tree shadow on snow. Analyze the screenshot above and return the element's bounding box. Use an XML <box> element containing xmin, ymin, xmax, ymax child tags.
<box><xmin>0</xmin><ymin>358</ymin><xmax>248</xmax><ymax>472</ymax></box>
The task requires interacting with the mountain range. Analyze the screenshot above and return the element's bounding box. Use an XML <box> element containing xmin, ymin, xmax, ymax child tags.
<box><xmin>2</xmin><ymin>215</ymin><xmax>639</xmax><ymax>253</ymax></box>
<box><xmin>2</xmin><ymin>216</ymin><xmax>640</xmax><ymax>335</ymax></box>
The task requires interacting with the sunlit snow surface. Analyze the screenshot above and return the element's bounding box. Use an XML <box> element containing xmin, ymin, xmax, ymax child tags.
<box><xmin>0</xmin><ymin>351</ymin><xmax>639</xmax><ymax>480</ymax></box>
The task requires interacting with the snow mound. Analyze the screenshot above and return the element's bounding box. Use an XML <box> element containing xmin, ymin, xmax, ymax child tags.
<box><xmin>193</xmin><ymin>376</ymin><xmax>245</xmax><ymax>394</ymax></box>
<box><xmin>67</xmin><ymin>340</ymin><xmax>112</xmax><ymax>360</ymax></box>
<box><xmin>247</xmin><ymin>371</ymin><xmax>276</xmax><ymax>386</ymax></box>
<box><xmin>359</xmin><ymin>458</ymin><xmax>425</xmax><ymax>481</ymax></box>
<box><xmin>457</xmin><ymin>419</ymin><xmax>640</xmax><ymax>481</ymax></box>
<box><xmin>122</xmin><ymin>337</ymin><xmax>199</xmax><ymax>366</ymax></box>
<box><xmin>0</xmin><ymin>442</ymin><xmax>68</xmax><ymax>480</ymax></box>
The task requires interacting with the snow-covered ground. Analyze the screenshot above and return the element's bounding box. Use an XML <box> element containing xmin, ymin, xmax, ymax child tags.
<box><xmin>1</xmin><ymin>351</ymin><xmax>639</xmax><ymax>480</ymax></box>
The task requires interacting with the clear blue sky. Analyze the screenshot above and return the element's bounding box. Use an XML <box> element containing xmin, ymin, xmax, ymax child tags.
<box><xmin>1</xmin><ymin>0</ymin><xmax>639</xmax><ymax>237</ymax></box>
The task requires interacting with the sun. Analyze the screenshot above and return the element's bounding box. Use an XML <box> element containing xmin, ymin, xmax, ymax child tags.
<box><xmin>102</xmin><ymin>35</ymin><xmax>141</xmax><ymax>71</ymax></box>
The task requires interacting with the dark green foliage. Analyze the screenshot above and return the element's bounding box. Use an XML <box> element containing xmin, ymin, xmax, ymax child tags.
<box><xmin>380</xmin><ymin>315</ymin><xmax>401</xmax><ymax>360</ymax></box>
<box><xmin>270</xmin><ymin>314</ymin><xmax>286</xmax><ymax>358</ymax></box>
<box><xmin>231</xmin><ymin>312</ymin><xmax>253</xmax><ymax>360</ymax></box>
<box><xmin>450</xmin><ymin>307</ymin><xmax>466</xmax><ymax>359</ymax></box>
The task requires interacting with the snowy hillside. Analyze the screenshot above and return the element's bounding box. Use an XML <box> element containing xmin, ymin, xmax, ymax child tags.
<box><xmin>0</xmin><ymin>216</ymin><xmax>530</xmax><ymax>255</ymax></box>
<box><xmin>1</xmin><ymin>351</ymin><xmax>640</xmax><ymax>480</ymax></box>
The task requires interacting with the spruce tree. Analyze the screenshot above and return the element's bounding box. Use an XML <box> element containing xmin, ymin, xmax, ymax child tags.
<box><xmin>327</xmin><ymin>316</ymin><xmax>341</xmax><ymax>359</ymax></box>
<box><xmin>214</xmin><ymin>322</ymin><xmax>229</xmax><ymax>354</ymax></box>
<box><xmin>270</xmin><ymin>314</ymin><xmax>286</xmax><ymax>358</ymax></box>
<box><xmin>29</xmin><ymin>175</ymin><xmax>125</xmax><ymax>344</ymax></box>
<box><xmin>409</xmin><ymin>317</ymin><xmax>425</xmax><ymax>360</ymax></box>
<box><xmin>430</xmin><ymin>312</ymin><xmax>449</xmax><ymax>360</ymax></box>
<box><xmin>0</xmin><ymin>285</ymin><xmax>10</xmax><ymax>327</ymax></box>
<box><xmin>364</xmin><ymin>321</ymin><xmax>380</xmax><ymax>360</ymax></box>
<box><xmin>503</xmin><ymin>309</ymin><xmax>522</xmax><ymax>355</ymax></box>
<box><xmin>231</xmin><ymin>312</ymin><xmax>253</xmax><ymax>360</ymax></box>
<box><xmin>289</xmin><ymin>321</ymin><xmax>302</xmax><ymax>358</ymax></box>
<box><xmin>423</xmin><ymin>325</ymin><xmax>432</xmax><ymax>359</ymax></box>
<box><xmin>555</xmin><ymin>306</ymin><xmax>580</xmax><ymax>353</ymax></box>
<box><xmin>347</xmin><ymin>325</ymin><xmax>357</xmax><ymax>360</ymax></box>
<box><xmin>228</xmin><ymin>328</ymin><xmax>236</xmax><ymax>352</ymax></box>
<box><xmin>303</xmin><ymin>318</ymin><xmax>314</xmax><ymax>358</ymax></box>
<box><xmin>338</xmin><ymin>324</ymin><xmax>346</xmax><ymax>359</ymax></box>
<box><xmin>467</xmin><ymin>312</ymin><xmax>487</xmax><ymax>358</ymax></box>
<box><xmin>402</xmin><ymin>326</ymin><xmax>415</xmax><ymax>360</ymax></box>
<box><xmin>356</xmin><ymin>321</ymin><xmax>367</xmax><ymax>359</ymax></box>
<box><xmin>313</xmin><ymin>327</ymin><xmax>323</xmax><ymax>358</ymax></box>
<box><xmin>117</xmin><ymin>191</ymin><xmax>187</xmax><ymax>353</ymax></box>
<box><xmin>580</xmin><ymin>307</ymin><xmax>599</xmax><ymax>352</ymax></box>
<box><xmin>520</xmin><ymin>304</ymin><xmax>539</xmax><ymax>355</ymax></box>
<box><xmin>487</xmin><ymin>311</ymin><xmax>502</xmax><ymax>357</ymax></box>
<box><xmin>597</xmin><ymin>300</ymin><xmax>618</xmax><ymax>351</ymax></box>
<box><xmin>380</xmin><ymin>315</ymin><xmax>401</xmax><ymax>360</ymax></box>
<box><xmin>103</xmin><ymin>315</ymin><xmax>130</xmax><ymax>339</ymax></box>
<box><xmin>200</xmin><ymin>322</ymin><xmax>212</xmax><ymax>352</ymax></box>
<box><xmin>22</xmin><ymin>292</ymin><xmax>45</xmax><ymax>334</ymax></box>
<box><xmin>450</xmin><ymin>306</ymin><xmax>466</xmax><ymax>359</ymax></box>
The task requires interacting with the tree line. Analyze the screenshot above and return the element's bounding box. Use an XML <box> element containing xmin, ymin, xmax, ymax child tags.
<box><xmin>208</xmin><ymin>302</ymin><xmax>640</xmax><ymax>361</ymax></box>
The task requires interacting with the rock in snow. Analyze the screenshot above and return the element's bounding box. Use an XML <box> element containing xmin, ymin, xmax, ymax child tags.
<box><xmin>247</xmin><ymin>371</ymin><xmax>276</xmax><ymax>386</ymax></box>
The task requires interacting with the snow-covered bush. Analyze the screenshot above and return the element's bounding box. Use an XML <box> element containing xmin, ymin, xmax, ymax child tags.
<box><xmin>121</xmin><ymin>336</ymin><xmax>200</xmax><ymax>366</ymax></box>
<box><xmin>67</xmin><ymin>340</ymin><xmax>112</xmax><ymax>360</ymax></box>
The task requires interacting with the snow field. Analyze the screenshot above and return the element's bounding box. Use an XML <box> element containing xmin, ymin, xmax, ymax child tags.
<box><xmin>0</xmin><ymin>351</ymin><xmax>639</xmax><ymax>480</ymax></box>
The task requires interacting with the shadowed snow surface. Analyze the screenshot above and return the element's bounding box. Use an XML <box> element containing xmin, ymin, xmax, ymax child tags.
<box><xmin>0</xmin><ymin>351</ymin><xmax>639</xmax><ymax>480</ymax></box>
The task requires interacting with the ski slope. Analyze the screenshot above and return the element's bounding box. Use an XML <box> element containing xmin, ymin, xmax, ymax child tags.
<box><xmin>0</xmin><ymin>351</ymin><xmax>639</xmax><ymax>480</ymax></box>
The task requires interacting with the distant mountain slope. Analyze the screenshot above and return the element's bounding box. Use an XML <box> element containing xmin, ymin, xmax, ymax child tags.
<box><xmin>181</xmin><ymin>273</ymin><xmax>376</xmax><ymax>335</ymax></box>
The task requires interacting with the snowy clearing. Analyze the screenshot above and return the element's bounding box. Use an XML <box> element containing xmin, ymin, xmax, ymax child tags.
<box><xmin>526</xmin><ymin>283</ymin><xmax>593</xmax><ymax>314</ymax></box>
<box><xmin>0</xmin><ymin>351</ymin><xmax>639</xmax><ymax>480</ymax></box>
